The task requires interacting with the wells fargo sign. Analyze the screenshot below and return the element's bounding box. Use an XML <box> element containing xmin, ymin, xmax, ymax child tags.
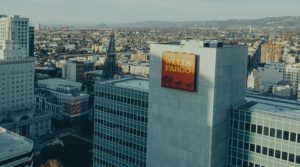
<box><xmin>161</xmin><ymin>52</ymin><xmax>196</xmax><ymax>92</ymax></box>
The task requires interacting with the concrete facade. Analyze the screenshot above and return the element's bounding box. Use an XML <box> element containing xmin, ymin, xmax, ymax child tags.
<box><xmin>147</xmin><ymin>41</ymin><xmax>248</xmax><ymax>167</ymax></box>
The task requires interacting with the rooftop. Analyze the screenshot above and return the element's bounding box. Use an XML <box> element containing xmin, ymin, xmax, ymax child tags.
<box><xmin>38</xmin><ymin>78</ymin><xmax>82</xmax><ymax>90</ymax></box>
<box><xmin>0</xmin><ymin>127</ymin><xmax>33</xmax><ymax>161</ymax></box>
<box><xmin>100</xmin><ymin>76</ymin><xmax>149</xmax><ymax>91</ymax></box>
<box><xmin>243</xmin><ymin>95</ymin><xmax>300</xmax><ymax>119</ymax></box>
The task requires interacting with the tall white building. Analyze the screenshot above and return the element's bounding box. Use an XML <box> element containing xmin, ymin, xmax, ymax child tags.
<box><xmin>0</xmin><ymin>15</ymin><xmax>51</xmax><ymax>139</ymax></box>
<box><xmin>0</xmin><ymin>15</ymin><xmax>34</xmax><ymax>120</ymax></box>
<box><xmin>0</xmin><ymin>15</ymin><xmax>29</xmax><ymax>56</ymax></box>
<box><xmin>147</xmin><ymin>40</ymin><xmax>248</xmax><ymax>167</ymax></box>
<box><xmin>247</xmin><ymin>69</ymin><xmax>261</xmax><ymax>91</ymax></box>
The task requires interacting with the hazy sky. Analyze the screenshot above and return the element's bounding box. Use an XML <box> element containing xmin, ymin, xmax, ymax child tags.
<box><xmin>1</xmin><ymin>0</ymin><xmax>300</xmax><ymax>25</ymax></box>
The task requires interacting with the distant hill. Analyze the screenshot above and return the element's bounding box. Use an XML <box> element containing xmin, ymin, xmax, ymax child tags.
<box><xmin>111</xmin><ymin>16</ymin><xmax>300</xmax><ymax>29</ymax></box>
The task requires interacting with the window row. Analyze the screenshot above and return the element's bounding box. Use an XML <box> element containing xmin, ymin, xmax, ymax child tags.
<box><xmin>95</xmin><ymin>105</ymin><xmax>147</xmax><ymax>123</ymax></box>
<box><xmin>94</xmin><ymin>144</ymin><xmax>146</xmax><ymax>167</ymax></box>
<box><xmin>229</xmin><ymin>157</ymin><xmax>265</xmax><ymax>167</ymax></box>
<box><xmin>95</xmin><ymin>118</ymin><xmax>147</xmax><ymax>138</ymax></box>
<box><xmin>93</xmin><ymin>157</ymin><xmax>117</xmax><ymax>167</ymax></box>
<box><xmin>95</xmin><ymin>91</ymin><xmax>148</xmax><ymax>108</ymax></box>
<box><xmin>95</xmin><ymin>131</ymin><xmax>146</xmax><ymax>153</ymax></box>
<box><xmin>231</xmin><ymin>120</ymin><xmax>300</xmax><ymax>143</ymax></box>
<box><xmin>231</xmin><ymin>139</ymin><xmax>300</xmax><ymax>164</ymax></box>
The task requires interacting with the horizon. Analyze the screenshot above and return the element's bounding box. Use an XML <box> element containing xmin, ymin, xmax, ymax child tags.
<box><xmin>1</xmin><ymin>0</ymin><xmax>300</xmax><ymax>25</ymax></box>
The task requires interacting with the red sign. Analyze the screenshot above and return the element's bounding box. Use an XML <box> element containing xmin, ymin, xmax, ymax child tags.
<box><xmin>161</xmin><ymin>52</ymin><xmax>196</xmax><ymax>92</ymax></box>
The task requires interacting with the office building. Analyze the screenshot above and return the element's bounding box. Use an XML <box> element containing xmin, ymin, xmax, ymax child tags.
<box><xmin>147</xmin><ymin>40</ymin><xmax>248</xmax><ymax>167</ymax></box>
<box><xmin>257</xmin><ymin>63</ymin><xmax>300</xmax><ymax>94</ymax></box>
<box><xmin>34</xmin><ymin>22</ymin><xmax>40</xmax><ymax>31</ymax></box>
<box><xmin>62</xmin><ymin>60</ymin><xmax>94</xmax><ymax>83</ymax></box>
<box><xmin>35</xmin><ymin>78</ymin><xmax>90</xmax><ymax>120</ymax></box>
<box><xmin>93</xmin><ymin>77</ymin><xmax>148</xmax><ymax>167</ymax></box>
<box><xmin>29</xmin><ymin>26</ymin><xmax>34</xmax><ymax>57</ymax></box>
<box><xmin>247</xmin><ymin>69</ymin><xmax>261</xmax><ymax>91</ymax></box>
<box><xmin>0</xmin><ymin>15</ymin><xmax>29</xmax><ymax>56</ymax></box>
<box><xmin>0</xmin><ymin>127</ymin><xmax>33</xmax><ymax>167</ymax></box>
<box><xmin>228</xmin><ymin>100</ymin><xmax>300</xmax><ymax>167</ymax></box>
<box><xmin>260</xmin><ymin>41</ymin><xmax>283</xmax><ymax>63</ymax></box>
<box><xmin>0</xmin><ymin>15</ymin><xmax>51</xmax><ymax>139</ymax></box>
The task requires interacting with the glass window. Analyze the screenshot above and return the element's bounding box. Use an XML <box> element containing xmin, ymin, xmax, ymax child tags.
<box><xmin>257</xmin><ymin>125</ymin><xmax>262</xmax><ymax>134</ymax></box>
<box><xmin>262</xmin><ymin>147</ymin><xmax>268</xmax><ymax>155</ymax></box>
<box><xmin>239</xmin><ymin>122</ymin><xmax>245</xmax><ymax>131</ymax></box>
<box><xmin>277</xmin><ymin>130</ymin><xmax>282</xmax><ymax>139</ymax></box>
<box><xmin>270</xmin><ymin>128</ymin><xmax>276</xmax><ymax>137</ymax></box>
<box><xmin>256</xmin><ymin>145</ymin><xmax>261</xmax><ymax>153</ymax></box>
<box><xmin>275</xmin><ymin>150</ymin><xmax>281</xmax><ymax>159</ymax></box>
<box><xmin>238</xmin><ymin>141</ymin><xmax>243</xmax><ymax>149</ymax></box>
<box><xmin>282</xmin><ymin>152</ymin><xmax>288</xmax><ymax>160</ymax></box>
<box><xmin>283</xmin><ymin>131</ymin><xmax>289</xmax><ymax>140</ymax></box>
<box><xmin>251</xmin><ymin>124</ymin><xmax>256</xmax><ymax>133</ymax></box>
<box><xmin>296</xmin><ymin>155</ymin><xmax>300</xmax><ymax>164</ymax></box>
<box><xmin>250</xmin><ymin>144</ymin><xmax>255</xmax><ymax>152</ymax></box>
<box><xmin>289</xmin><ymin>154</ymin><xmax>295</xmax><ymax>163</ymax></box>
<box><xmin>245</xmin><ymin>123</ymin><xmax>250</xmax><ymax>132</ymax></box>
<box><xmin>297</xmin><ymin>134</ymin><xmax>300</xmax><ymax>143</ymax></box>
<box><xmin>263</xmin><ymin>127</ymin><xmax>269</xmax><ymax>136</ymax></box>
<box><xmin>244</xmin><ymin>142</ymin><xmax>249</xmax><ymax>150</ymax></box>
<box><xmin>268</xmin><ymin>148</ymin><xmax>274</xmax><ymax>157</ymax></box>
<box><xmin>290</xmin><ymin>132</ymin><xmax>296</xmax><ymax>142</ymax></box>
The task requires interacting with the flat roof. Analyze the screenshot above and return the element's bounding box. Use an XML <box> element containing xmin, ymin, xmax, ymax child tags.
<box><xmin>0</xmin><ymin>127</ymin><xmax>33</xmax><ymax>161</ymax></box>
<box><xmin>100</xmin><ymin>77</ymin><xmax>149</xmax><ymax>91</ymax></box>
<box><xmin>38</xmin><ymin>78</ymin><xmax>82</xmax><ymax>89</ymax></box>
<box><xmin>242</xmin><ymin>95</ymin><xmax>300</xmax><ymax>119</ymax></box>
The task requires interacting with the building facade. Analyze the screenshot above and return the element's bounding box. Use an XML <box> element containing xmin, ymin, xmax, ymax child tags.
<box><xmin>0</xmin><ymin>15</ymin><xmax>29</xmax><ymax>56</ymax></box>
<box><xmin>0</xmin><ymin>15</ymin><xmax>51</xmax><ymax>139</ymax></box>
<box><xmin>228</xmin><ymin>101</ymin><xmax>300</xmax><ymax>167</ymax></box>
<box><xmin>260</xmin><ymin>41</ymin><xmax>283</xmax><ymax>63</ymax></box>
<box><xmin>35</xmin><ymin>78</ymin><xmax>90</xmax><ymax>120</ymax></box>
<box><xmin>28</xmin><ymin>26</ymin><xmax>34</xmax><ymax>57</ymax></box>
<box><xmin>62</xmin><ymin>60</ymin><xmax>94</xmax><ymax>82</ymax></box>
<box><xmin>147</xmin><ymin>40</ymin><xmax>248</xmax><ymax>167</ymax></box>
<box><xmin>257</xmin><ymin>63</ymin><xmax>300</xmax><ymax>94</ymax></box>
<box><xmin>94</xmin><ymin>77</ymin><xmax>148</xmax><ymax>167</ymax></box>
<box><xmin>0</xmin><ymin>127</ymin><xmax>33</xmax><ymax>167</ymax></box>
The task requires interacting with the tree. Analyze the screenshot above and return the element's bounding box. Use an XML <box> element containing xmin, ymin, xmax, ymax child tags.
<box><xmin>40</xmin><ymin>159</ymin><xmax>64</xmax><ymax>167</ymax></box>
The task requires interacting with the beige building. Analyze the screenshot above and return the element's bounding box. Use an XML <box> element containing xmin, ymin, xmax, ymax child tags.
<box><xmin>260</xmin><ymin>41</ymin><xmax>283</xmax><ymax>63</ymax></box>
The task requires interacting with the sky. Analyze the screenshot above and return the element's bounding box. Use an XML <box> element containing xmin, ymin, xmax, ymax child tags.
<box><xmin>1</xmin><ymin>0</ymin><xmax>300</xmax><ymax>25</ymax></box>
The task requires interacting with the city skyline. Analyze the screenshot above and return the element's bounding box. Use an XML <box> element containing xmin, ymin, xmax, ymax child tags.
<box><xmin>1</xmin><ymin>0</ymin><xmax>300</xmax><ymax>25</ymax></box>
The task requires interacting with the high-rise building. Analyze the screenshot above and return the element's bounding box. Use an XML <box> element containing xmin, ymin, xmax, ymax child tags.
<box><xmin>0</xmin><ymin>15</ymin><xmax>29</xmax><ymax>56</ymax></box>
<box><xmin>260</xmin><ymin>41</ymin><xmax>283</xmax><ymax>63</ymax></box>
<box><xmin>0</xmin><ymin>15</ymin><xmax>51</xmax><ymax>139</ymax></box>
<box><xmin>0</xmin><ymin>127</ymin><xmax>33</xmax><ymax>167</ymax></box>
<box><xmin>34</xmin><ymin>22</ymin><xmax>40</xmax><ymax>31</ymax></box>
<box><xmin>93</xmin><ymin>77</ymin><xmax>148</xmax><ymax>167</ymax></box>
<box><xmin>228</xmin><ymin>100</ymin><xmax>300</xmax><ymax>167</ymax></box>
<box><xmin>28</xmin><ymin>26</ymin><xmax>34</xmax><ymax>57</ymax></box>
<box><xmin>62</xmin><ymin>60</ymin><xmax>87</xmax><ymax>82</ymax></box>
<box><xmin>147</xmin><ymin>40</ymin><xmax>248</xmax><ymax>167</ymax></box>
<box><xmin>247</xmin><ymin>69</ymin><xmax>261</xmax><ymax>91</ymax></box>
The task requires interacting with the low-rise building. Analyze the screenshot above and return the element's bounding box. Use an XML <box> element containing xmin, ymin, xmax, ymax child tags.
<box><xmin>35</xmin><ymin>78</ymin><xmax>90</xmax><ymax>120</ymax></box>
<box><xmin>272</xmin><ymin>85</ymin><xmax>292</xmax><ymax>97</ymax></box>
<box><xmin>0</xmin><ymin>127</ymin><xmax>33</xmax><ymax>167</ymax></box>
